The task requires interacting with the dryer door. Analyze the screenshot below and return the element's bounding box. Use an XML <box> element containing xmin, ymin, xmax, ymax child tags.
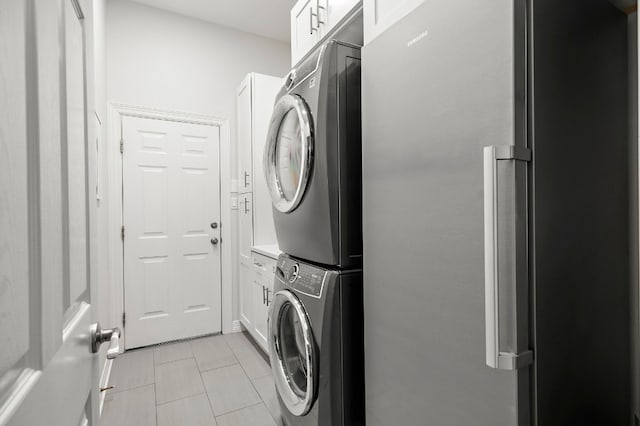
<box><xmin>264</xmin><ymin>94</ymin><xmax>314</xmax><ymax>213</ymax></box>
<box><xmin>268</xmin><ymin>289</ymin><xmax>317</xmax><ymax>416</ymax></box>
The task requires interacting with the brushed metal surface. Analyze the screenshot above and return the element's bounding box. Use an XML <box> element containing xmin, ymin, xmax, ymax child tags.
<box><xmin>362</xmin><ymin>0</ymin><xmax>529</xmax><ymax>424</ymax></box>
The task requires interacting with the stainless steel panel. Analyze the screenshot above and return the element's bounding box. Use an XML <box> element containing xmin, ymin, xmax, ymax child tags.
<box><xmin>362</xmin><ymin>0</ymin><xmax>529</xmax><ymax>424</ymax></box>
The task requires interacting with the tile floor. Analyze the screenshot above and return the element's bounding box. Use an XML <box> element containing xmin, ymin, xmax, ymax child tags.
<box><xmin>101</xmin><ymin>332</ymin><xmax>281</xmax><ymax>426</ymax></box>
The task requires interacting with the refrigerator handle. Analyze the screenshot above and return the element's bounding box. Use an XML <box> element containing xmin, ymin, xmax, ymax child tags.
<box><xmin>483</xmin><ymin>145</ymin><xmax>533</xmax><ymax>371</ymax></box>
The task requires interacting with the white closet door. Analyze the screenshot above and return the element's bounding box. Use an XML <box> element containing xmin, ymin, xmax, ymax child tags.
<box><xmin>122</xmin><ymin>116</ymin><xmax>222</xmax><ymax>348</ymax></box>
<box><xmin>2</xmin><ymin>1</ymin><xmax>103</xmax><ymax>425</ymax></box>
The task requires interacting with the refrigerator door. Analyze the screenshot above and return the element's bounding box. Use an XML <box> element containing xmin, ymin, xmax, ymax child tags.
<box><xmin>363</xmin><ymin>1</ymin><xmax>530</xmax><ymax>425</ymax></box>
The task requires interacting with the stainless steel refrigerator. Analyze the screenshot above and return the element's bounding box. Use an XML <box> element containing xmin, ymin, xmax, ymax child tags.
<box><xmin>362</xmin><ymin>0</ymin><xmax>631</xmax><ymax>425</ymax></box>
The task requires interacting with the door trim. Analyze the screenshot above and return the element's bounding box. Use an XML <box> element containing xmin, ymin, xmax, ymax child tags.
<box><xmin>107</xmin><ymin>102</ymin><xmax>233</xmax><ymax>350</ymax></box>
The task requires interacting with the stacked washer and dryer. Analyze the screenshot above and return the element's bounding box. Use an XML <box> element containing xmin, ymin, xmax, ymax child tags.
<box><xmin>262</xmin><ymin>39</ymin><xmax>364</xmax><ymax>426</ymax></box>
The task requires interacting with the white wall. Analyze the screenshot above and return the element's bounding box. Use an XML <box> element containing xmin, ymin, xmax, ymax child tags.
<box><xmin>106</xmin><ymin>0</ymin><xmax>289</xmax><ymax>137</ymax></box>
<box><xmin>105</xmin><ymin>0</ymin><xmax>290</xmax><ymax>325</ymax></box>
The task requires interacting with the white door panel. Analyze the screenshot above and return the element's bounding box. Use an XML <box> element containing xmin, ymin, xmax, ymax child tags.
<box><xmin>123</xmin><ymin>117</ymin><xmax>222</xmax><ymax>348</ymax></box>
<box><xmin>2</xmin><ymin>0</ymin><xmax>103</xmax><ymax>424</ymax></box>
<box><xmin>9</xmin><ymin>305</ymin><xmax>94</xmax><ymax>425</ymax></box>
<box><xmin>291</xmin><ymin>0</ymin><xmax>319</xmax><ymax>65</ymax></box>
<box><xmin>239</xmin><ymin>260</ymin><xmax>254</xmax><ymax>330</ymax></box>
<box><xmin>253</xmin><ymin>280</ymin><xmax>269</xmax><ymax>351</ymax></box>
<box><xmin>327</xmin><ymin>0</ymin><xmax>359</xmax><ymax>28</ymax></box>
<box><xmin>239</xmin><ymin>194</ymin><xmax>253</xmax><ymax>262</ymax></box>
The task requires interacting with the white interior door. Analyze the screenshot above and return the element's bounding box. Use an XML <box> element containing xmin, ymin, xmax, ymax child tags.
<box><xmin>1</xmin><ymin>0</ymin><xmax>105</xmax><ymax>425</ymax></box>
<box><xmin>122</xmin><ymin>116</ymin><xmax>222</xmax><ymax>349</ymax></box>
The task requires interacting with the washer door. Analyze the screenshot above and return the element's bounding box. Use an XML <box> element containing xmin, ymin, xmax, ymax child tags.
<box><xmin>264</xmin><ymin>94</ymin><xmax>314</xmax><ymax>213</ymax></box>
<box><xmin>268</xmin><ymin>289</ymin><xmax>317</xmax><ymax>416</ymax></box>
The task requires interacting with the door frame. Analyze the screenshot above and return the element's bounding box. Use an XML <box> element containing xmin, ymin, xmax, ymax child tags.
<box><xmin>107</xmin><ymin>102</ymin><xmax>234</xmax><ymax>349</ymax></box>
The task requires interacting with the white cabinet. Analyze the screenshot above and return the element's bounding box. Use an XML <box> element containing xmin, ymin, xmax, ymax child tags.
<box><xmin>239</xmin><ymin>252</ymin><xmax>277</xmax><ymax>354</ymax></box>
<box><xmin>328</xmin><ymin>0</ymin><xmax>361</xmax><ymax>28</ymax></box>
<box><xmin>363</xmin><ymin>0</ymin><xmax>424</xmax><ymax>44</ymax></box>
<box><xmin>291</xmin><ymin>0</ymin><xmax>360</xmax><ymax>65</ymax></box>
<box><xmin>237</xmin><ymin>76</ymin><xmax>253</xmax><ymax>193</ymax></box>
<box><xmin>236</xmin><ymin>73</ymin><xmax>282</xmax><ymax>350</ymax></box>
<box><xmin>252</xmin><ymin>255</ymin><xmax>273</xmax><ymax>351</ymax></box>
<box><xmin>239</xmin><ymin>260</ymin><xmax>254</xmax><ymax>331</ymax></box>
<box><xmin>291</xmin><ymin>0</ymin><xmax>321</xmax><ymax>67</ymax></box>
<box><xmin>238</xmin><ymin>194</ymin><xmax>253</xmax><ymax>263</ymax></box>
<box><xmin>236</xmin><ymin>72</ymin><xmax>281</xmax><ymax>265</ymax></box>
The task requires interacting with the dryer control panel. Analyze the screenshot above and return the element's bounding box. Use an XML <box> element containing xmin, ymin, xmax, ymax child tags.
<box><xmin>276</xmin><ymin>254</ymin><xmax>328</xmax><ymax>298</ymax></box>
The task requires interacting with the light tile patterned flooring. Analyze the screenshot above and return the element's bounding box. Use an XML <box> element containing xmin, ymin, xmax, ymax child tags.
<box><xmin>101</xmin><ymin>332</ymin><xmax>281</xmax><ymax>426</ymax></box>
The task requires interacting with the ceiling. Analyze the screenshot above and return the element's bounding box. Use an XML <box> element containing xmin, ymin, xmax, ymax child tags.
<box><xmin>126</xmin><ymin>0</ymin><xmax>297</xmax><ymax>42</ymax></box>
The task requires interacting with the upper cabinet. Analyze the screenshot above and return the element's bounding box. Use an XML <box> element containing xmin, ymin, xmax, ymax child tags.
<box><xmin>291</xmin><ymin>0</ymin><xmax>361</xmax><ymax>65</ymax></box>
<box><xmin>291</xmin><ymin>0</ymin><xmax>322</xmax><ymax>67</ymax></box>
<box><xmin>236</xmin><ymin>73</ymin><xmax>282</xmax><ymax>258</ymax></box>
<box><xmin>363</xmin><ymin>0</ymin><xmax>424</xmax><ymax>44</ymax></box>
<box><xmin>237</xmin><ymin>76</ymin><xmax>253</xmax><ymax>193</ymax></box>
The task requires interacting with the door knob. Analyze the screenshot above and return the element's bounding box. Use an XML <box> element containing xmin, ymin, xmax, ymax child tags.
<box><xmin>210</xmin><ymin>222</ymin><xmax>218</xmax><ymax>229</ymax></box>
<box><xmin>90</xmin><ymin>323</ymin><xmax>121</xmax><ymax>359</ymax></box>
<box><xmin>211</xmin><ymin>237</ymin><xmax>219</xmax><ymax>245</ymax></box>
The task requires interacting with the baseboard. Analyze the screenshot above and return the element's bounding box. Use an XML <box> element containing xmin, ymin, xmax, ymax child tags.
<box><xmin>98</xmin><ymin>357</ymin><xmax>114</xmax><ymax>416</ymax></box>
<box><xmin>231</xmin><ymin>320</ymin><xmax>244</xmax><ymax>333</ymax></box>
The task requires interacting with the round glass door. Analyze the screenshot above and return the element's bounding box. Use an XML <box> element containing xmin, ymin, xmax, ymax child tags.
<box><xmin>264</xmin><ymin>94</ymin><xmax>314</xmax><ymax>213</ymax></box>
<box><xmin>269</xmin><ymin>290</ymin><xmax>316</xmax><ymax>416</ymax></box>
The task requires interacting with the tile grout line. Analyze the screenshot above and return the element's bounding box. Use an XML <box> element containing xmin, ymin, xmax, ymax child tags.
<box><xmin>154</xmin><ymin>355</ymin><xmax>194</xmax><ymax>366</ymax></box>
<box><xmin>153</xmin><ymin>339</ymin><xmax>198</xmax><ymax>366</ymax></box>
<box><xmin>214</xmin><ymin>401</ymin><xmax>266</xmax><ymax>420</ymax></box>
<box><xmin>193</xmin><ymin>337</ymin><xmax>224</xmax><ymax>422</ymax></box>
<box><xmin>199</xmin><ymin>334</ymin><xmax>269</xmax><ymax>421</ymax></box>
<box><xmin>155</xmin><ymin>391</ymin><xmax>209</xmax><ymax>407</ymax></box>
<box><xmin>249</xmin><ymin>375</ymin><xmax>280</xmax><ymax>424</ymax></box>
<box><xmin>228</xmin><ymin>335</ymin><xmax>280</xmax><ymax>424</ymax></box>
<box><xmin>111</xmin><ymin>334</ymin><xmax>276</xmax><ymax>425</ymax></box>
<box><xmin>154</xmin><ymin>357</ymin><xmax>208</xmax><ymax>407</ymax></box>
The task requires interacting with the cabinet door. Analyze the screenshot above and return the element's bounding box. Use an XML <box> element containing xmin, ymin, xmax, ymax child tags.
<box><xmin>251</xmin><ymin>75</ymin><xmax>281</xmax><ymax>247</ymax></box>
<box><xmin>237</xmin><ymin>75</ymin><xmax>252</xmax><ymax>192</ymax></box>
<box><xmin>363</xmin><ymin>0</ymin><xmax>424</xmax><ymax>44</ymax></box>
<box><xmin>326</xmin><ymin>0</ymin><xmax>357</xmax><ymax>31</ymax></box>
<box><xmin>239</xmin><ymin>260</ymin><xmax>254</xmax><ymax>331</ymax></box>
<box><xmin>291</xmin><ymin>0</ymin><xmax>320</xmax><ymax>65</ymax></box>
<box><xmin>253</xmin><ymin>280</ymin><xmax>269</xmax><ymax>352</ymax></box>
<box><xmin>238</xmin><ymin>194</ymin><xmax>253</xmax><ymax>262</ymax></box>
<box><xmin>252</xmin><ymin>254</ymin><xmax>275</xmax><ymax>353</ymax></box>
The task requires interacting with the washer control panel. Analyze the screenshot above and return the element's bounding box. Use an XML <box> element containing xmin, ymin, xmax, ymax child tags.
<box><xmin>277</xmin><ymin>254</ymin><xmax>327</xmax><ymax>298</ymax></box>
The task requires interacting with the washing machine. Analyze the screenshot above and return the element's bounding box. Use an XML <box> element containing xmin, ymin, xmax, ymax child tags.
<box><xmin>263</xmin><ymin>40</ymin><xmax>362</xmax><ymax>268</ymax></box>
<box><xmin>268</xmin><ymin>254</ymin><xmax>364</xmax><ymax>426</ymax></box>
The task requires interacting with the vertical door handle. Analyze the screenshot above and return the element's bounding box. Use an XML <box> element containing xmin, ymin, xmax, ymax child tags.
<box><xmin>309</xmin><ymin>7</ymin><xmax>317</xmax><ymax>34</ymax></box>
<box><xmin>266</xmin><ymin>288</ymin><xmax>271</xmax><ymax>306</ymax></box>
<box><xmin>244</xmin><ymin>171</ymin><xmax>250</xmax><ymax>188</ymax></box>
<box><xmin>244</xmin><ymin>197</ymin><xmax>250</xmax><ymax>214</ymax></box>
<box><xmin>316</xmin><ymin>0</ymin><xmax>325</xmax><ymax>25</ymax></box>
<box><xmin>483</xmin><ymin>146</ymin><xmax>533</xmax><ymax>370</ymax></box>
<box><xmin>262</xmin><ymin>286</ymin><xmax>267</xmax><ymax>304</ymax></box>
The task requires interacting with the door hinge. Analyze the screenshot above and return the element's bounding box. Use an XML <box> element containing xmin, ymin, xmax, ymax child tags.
<box><xmin>120</xmin><ymin>139</ymin><xmax>124</xmax><ymax>154</ymax></box>
<box><xmin>121</xmin><ymin>226</ymin><xmax>125</xmax><ymax>241</ymax></box>
<box><xmin>122</xmin><ymin>312</ymin><xmax>126</xmax><ymax>328</ymax></box>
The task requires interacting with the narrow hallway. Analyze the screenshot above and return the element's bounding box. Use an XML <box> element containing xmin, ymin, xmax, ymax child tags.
<box><xmin>101</xmin><ymin>333</ymin><xmax>280</xmax><ymax>426</ymax></box>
